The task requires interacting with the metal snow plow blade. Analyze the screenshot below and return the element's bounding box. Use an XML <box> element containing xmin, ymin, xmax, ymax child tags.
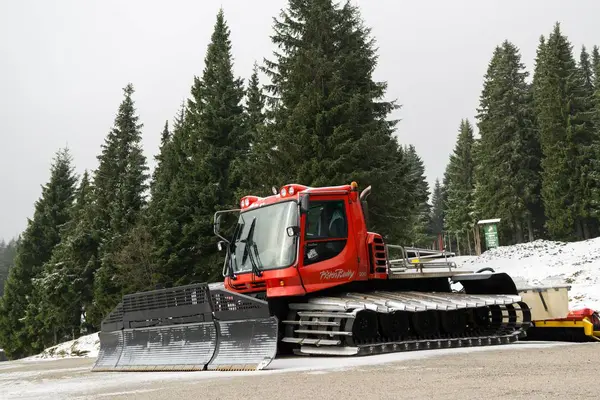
<box><xmin>92</xmin><ymin>282</ymin><xmax>278</xmax><ymax>372</ymax></box>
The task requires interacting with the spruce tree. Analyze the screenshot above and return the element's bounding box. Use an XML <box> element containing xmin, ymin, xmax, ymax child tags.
<box><xmin>473</xmin><ymin>41</ymin><xmax>542</xmax><ymax>244</ymax></box>
<box><xmin>88</xmin><ymin>83</ymin><xmax>149</xmax><ymax>326</ymax></box>
<box><xmin>429</xmin><ymin>179</ymin><xmax>445</xmax><ymax>247</ymax></box>
<box><xmin>151</xmin><ymin>9</ymin><xmax>246</xmax><ymax>285</ymax></box>
<box><xmin>444</xmin><ymin>119</ymin><xmax>476</xmax><ymax>253</ymax></box>
<box><xmin>575</xmin><ymin>45</ymin><xmax>600</xmax><ymax>237</ymax></box>
<box><xmin>533</xmin><ymin>23</ymin><xmax>597</xmax><ymax>240</ymax></box>
<box><xmin>592</xmin><ymin>46</ymin><xmax>600</xmax><ymax>80</ymax></box>
<box><xmin>146</xmin><ymin>107</ymin><xmax>191</xmax><ymax>285</ymax></box>
<box><xmin>246</xmin><ymin>62</ymin><xmax>266</xmax><ymax>136</ymax></box>
<box><xmin>150</xmin><ymin>120</ymin><xmax>172</xmax><ymax>200</ymax></box>
<box><xmin>0</xmin><ymin>148</ymin><xmax>77</xmax><ymax>358</ymax></box>
<box><xmin>237</xmin><ymin>62</ymin><xmax>270</xmax><ymax>197</ymax></box>
<box><xmin>404</xmin><ymin>145</ymin><xmax>432</xmax><ymax>246</ymax></box>
<box><xmin>262</xmin><ymin>0</ymin><xmax>413</xmax><ymax>242</ymax></box>
<box><xmin>33</xmin><ymin>171</ymin><xmax>95</xmax><ymax>345</ymax></box>
<box><xmin>591</xmin><ymin>46</ymin><xmax>600</xmax><ymax>218</ymax></box>
<box><xmin>190</xmin><ymin>9</ymin><xmax>245</xmax><ymax>280</ymax></box>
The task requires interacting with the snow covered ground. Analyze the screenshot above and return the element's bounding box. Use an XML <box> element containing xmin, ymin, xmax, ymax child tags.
<box><xmin>453</xmin><ymin>238</ymin><xmax>600</xmax><ymax>310</ymax></box>
<box><xmin>22</xmin><ymin>332</ymin><xmax>99</xmax><ymax>361</ymax></box>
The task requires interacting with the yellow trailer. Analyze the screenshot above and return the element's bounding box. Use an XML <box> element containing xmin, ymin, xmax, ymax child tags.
<box><xmin>517</xmin><ymin>284</ymin><xmax>600</xmax><ymax>342</ymax></box>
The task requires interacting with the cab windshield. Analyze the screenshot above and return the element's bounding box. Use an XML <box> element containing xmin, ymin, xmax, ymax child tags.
<box><xmin>230</xmin><ymin>201</ymin><xmax>298</xmax><ymax>273</ymax></box>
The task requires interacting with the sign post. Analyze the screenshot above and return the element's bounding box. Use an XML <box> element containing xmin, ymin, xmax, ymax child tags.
<box><xmin>477</xmin><ymin>218</ymin><xmax>501</xmax><ymax>250</ymax></box>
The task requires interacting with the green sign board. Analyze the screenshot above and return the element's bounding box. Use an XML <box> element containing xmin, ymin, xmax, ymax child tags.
<box><xmin>484</xmin><ymin>223</ymin><xmax>499</xmax><ymax>248</ymax></box>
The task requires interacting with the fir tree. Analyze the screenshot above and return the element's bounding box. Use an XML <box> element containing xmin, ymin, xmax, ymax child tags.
<box><xmin>0</xmin><ymin>148</ymin><xmax>77</xmax><ymax>358</ymax></box>
<box><xmin>151</xmin><ymin>9</ymin><xmax>246</xmax><ymax>285</ymax></box>
<box><xmin>592</xmin><ymin>45</ymin><xmax>600</xmax><ymax>81</ymax></box>
<box><xmin>246</xmin><ymin>62</ymin><xmax>266</xmax><ymax>134</ymax></box>
<box><xmin>189</xmin><ymin>8</ymin><xmax>246</xmax><ymax>280</ymax></box>
<box><xmin>575</xmin><ymin>45</ymin><xmax>600</xmax><ymax>237</ymax></box>
<box><xmin>444</xmin><ymin>119</ymin><xmax>476</xmax><ymax>253</ymax></box>
<box><xmin>150</xmin><ymin>120</ymin><xmax>172</xmax><ymax>199</ymax></box>
<box><xmin>237</xmin><ymin>62</ymin><xmax>271</xmax><ymax>197</ymax></box>
<box><xmin>533</xmin><ymin>23</ymin><xmax>597</xmax><ymax>240</ymax></box>
<box><xmin>404</xmin><ymin>145</ymin><xmax>432</xmax><ymax>246</ymax></box>
<box><xmin>33</xmin><ymin>171</ymin><xmax>95</xmax><ymax>345</ymax></box>
<box><xmin>473</xmin><ymin>41</ymin><xmax>542</xmax><ymax>244</ymax></box>
<box><xmin>88</xmin><ymin>83</ymin><xmax>149</xmax><ymax>326</ymax></box>
<box><xmin>429</xmin><ymin>179</ymin><xmax>445</xmax><ymax>246</ymax></box>
<box><xmin>262</xmin><ymin>0</ymin><xmax>413</xmax><ymax>242</ymax></box>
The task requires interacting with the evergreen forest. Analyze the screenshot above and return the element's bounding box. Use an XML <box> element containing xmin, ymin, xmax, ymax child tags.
<box><xmin>1</xmin><ymin>2</ymin><xmax>599</xmax><ymax>359</ymax></box>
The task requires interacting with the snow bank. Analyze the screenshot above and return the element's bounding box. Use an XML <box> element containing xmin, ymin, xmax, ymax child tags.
<box><xmin>454</xmin><ymin>238</ymin><xmax>600</xmax><ymax>310</ymax></box>
<box><xmin>24</xmin><ymin>332</ymin><xmax>99</xmax><ymax>361</ymax></box>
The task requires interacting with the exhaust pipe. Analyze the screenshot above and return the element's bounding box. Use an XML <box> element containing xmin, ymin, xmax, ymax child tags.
<box><xmin>359</xmin><ymin>185</ymin><xmax>372</xmax><ymax>228</ymax></box>
<box><xmin>359</xmin><ymin>185</ymin><xmax>372</xmax><ymax>201</ymax></box>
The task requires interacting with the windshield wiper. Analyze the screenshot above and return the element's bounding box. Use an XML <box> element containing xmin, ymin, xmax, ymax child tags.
<box><xmin>226</xmin><ymin>220</ymin><xmax>244</xmax><ymax>279</ymax></box>
<box><xmin>241</xmin><ymin>217</ymin><xmax>262</xmax><ymax>277</ymax></box>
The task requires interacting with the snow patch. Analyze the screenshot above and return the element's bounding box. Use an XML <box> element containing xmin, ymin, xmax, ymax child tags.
<box><xmin>454</xmin><ymin>238</ymin><xmax>600</xmax><ymax>310</ymax></box>
<box><xmin>24</xmin><ymin>332</ymin><xmax>99</xmax><ymax>361</ymax></box>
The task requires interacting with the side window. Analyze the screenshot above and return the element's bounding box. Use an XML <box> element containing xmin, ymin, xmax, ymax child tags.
<box><xmin>305</xmin><ymin>200</ymin><xmax>347</xmax><ymax>239</ymax></box>
<box><xmin>304</xmin><ymin>199</ymin><xmax>348</xmax><ymax>265</ymax></box>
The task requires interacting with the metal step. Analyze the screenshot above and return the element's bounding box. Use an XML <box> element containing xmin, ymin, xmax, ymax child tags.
<box><xmin>294</xmin><ymin>329</ymin><xmax>352</xmax><ymax>336</ymax></box>
<box><xmin>296</xmin><ymin>311</ymin><xmax>356</xmax><ymax>319</ymax></box>
<box><xmin>281</xmin><ymin>337</ymin><xmax>341</xmax><ymax>346</ymax></box>
<box><xmin>282</xmin><ymin>320</ymin><xmax>341</xmax><ymax>327</ymax></box>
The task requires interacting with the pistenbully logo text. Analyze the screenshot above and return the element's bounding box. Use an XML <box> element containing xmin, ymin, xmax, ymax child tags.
<box><xmin>320</xmin><ymin>269</ymin><xmax>355</xmax><ymax>280</ymax></box>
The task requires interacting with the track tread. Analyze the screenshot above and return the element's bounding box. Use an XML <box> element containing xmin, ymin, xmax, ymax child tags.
<box><xmin>283</xmin><ymin>290</ymin><xmax>532</xmax><ymax>356</ymax></box>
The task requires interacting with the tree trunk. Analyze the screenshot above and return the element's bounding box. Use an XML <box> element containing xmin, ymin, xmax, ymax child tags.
<box><xmin>576</xmin><ymin>220</ymin><xmax>584</xmax><ymax>240</ymax></box>
<box><xmin>515</xmin><ymin>220</ymin><xmax>524</xmax><ymax>244</ymax></box>
<box><xmin>473</xmin><ymin>225</ymin><xmax>481</xmax><ymax>255</ymax></box>
<box><xmin>456</xmin><ymin>232</ymin><xmax>461</xmax><ymax>256</ymax></box>
<box><xmin>466</xmin><ymin>229</ymin><xmax>472</xmax><ymax>255</ymax></box>
<box><xmin>527</xmin><ymin>216</ymin><xmax>534</xmax><ymax>242</ymax></box>
<box><xmin>583</xmin><ymin>220</ymin><xmax>590</xmax><ymax>240</ymax></box>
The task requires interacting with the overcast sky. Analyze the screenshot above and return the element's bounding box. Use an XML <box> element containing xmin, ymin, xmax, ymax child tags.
<box><xmin>1</xmin><ymin>0</ymin><xmax>599</xmax><ymax>240</ymax></box>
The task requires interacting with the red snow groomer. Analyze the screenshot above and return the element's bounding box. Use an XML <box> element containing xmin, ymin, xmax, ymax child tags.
<box><xmin>92</xmin><ymin>182</ymin><xmax>534</xmax><ymax>372</ymax></box>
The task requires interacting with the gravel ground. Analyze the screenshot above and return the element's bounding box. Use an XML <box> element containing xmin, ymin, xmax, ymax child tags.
<box><xmin>1</xmin><ymin>342</ymin><xmax>598</xmax><ymax>399</ymax></box>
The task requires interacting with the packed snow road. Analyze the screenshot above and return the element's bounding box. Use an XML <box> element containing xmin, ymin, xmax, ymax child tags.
<box><xmin>1</xmin><ymin>341</ymin><xmax>598</xmax><ymax>399</ymax></box>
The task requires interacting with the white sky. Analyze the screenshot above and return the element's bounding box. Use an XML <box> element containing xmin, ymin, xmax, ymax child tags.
<box><xmin>1</xmin><ymin>0</ymin><xmax>599</xmax><ymax>240</ymax></box>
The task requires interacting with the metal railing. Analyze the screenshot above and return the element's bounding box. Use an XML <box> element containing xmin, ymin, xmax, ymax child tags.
<box><xmin>386</xmin><ymin>244</ymin><xmax>457</xmax><ymax>273</ymax></box>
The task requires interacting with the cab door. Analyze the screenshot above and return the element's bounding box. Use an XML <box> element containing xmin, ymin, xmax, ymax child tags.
<box><xmin>298</xmin><ymin>194</ymin><xmax>358</xmax><ymax>292</ymax></box>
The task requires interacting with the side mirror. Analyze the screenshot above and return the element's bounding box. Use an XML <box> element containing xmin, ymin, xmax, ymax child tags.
<box><xmin>214</xmin><ymin>214</ymin><xmax>222</xmax><ymax>234</ymax></box>
<box><xmin>286</xmin><ymin>226</ymin><xmax>300</xmax><ymax>237</ymax></box>
<box><xmin>217</xmin><ymin>240</ymin><xmax>227</xmax><ymax>251</ymax></box>
<box><xmin>299</xmin><ymin>194</ymin><xmax>309</xmax><ymax>214</ymax></box>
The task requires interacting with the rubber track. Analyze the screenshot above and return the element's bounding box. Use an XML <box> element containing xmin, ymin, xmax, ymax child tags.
<box><xmin>281</xmin><ymin>291</ymin><xmax>532</xmax><ymax>356</ymax></box>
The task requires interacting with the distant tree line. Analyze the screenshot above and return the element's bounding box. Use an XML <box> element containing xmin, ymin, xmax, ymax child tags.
<box><xmin>0</xmin><ymin>1</ymin><xmax>434</xmax><ymax>359</ymax></box>
<box><xmin>437</xmin><ymin>23</ymin><xmax>600</xmax><ymax>253</ymax></box>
